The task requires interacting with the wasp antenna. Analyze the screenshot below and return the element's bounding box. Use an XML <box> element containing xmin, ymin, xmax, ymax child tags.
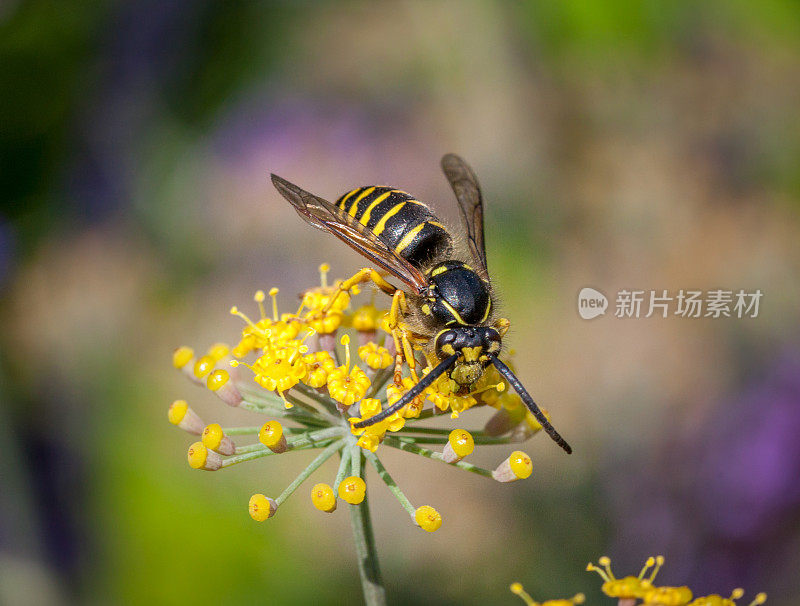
<box><xmin>353</xmin><ymin>354</ymin><xmax>458</xmax><ymax>429</ymax></box>
<box><xmin>490</xmin><ymin>356</ymin><xmax>572</xmax><ymax>454</ymax></box>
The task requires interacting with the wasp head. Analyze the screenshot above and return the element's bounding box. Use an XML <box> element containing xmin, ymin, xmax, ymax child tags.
<box><xmin>433</xmin><ymin>326</ymin><xmax>501</xmax><ymax>387</ymax></box>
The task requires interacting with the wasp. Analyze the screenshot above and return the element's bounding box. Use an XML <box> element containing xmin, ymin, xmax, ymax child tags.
<box><xmin>271</xmin><ymin>154</ymin><xmax>571</xmax><ymax>454</ymax></box>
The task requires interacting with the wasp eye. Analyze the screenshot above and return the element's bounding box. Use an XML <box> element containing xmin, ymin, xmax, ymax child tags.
<box><xmin>434</xmin><ymin>330</ymin><xmax>458</xmax><ymax>357</ymax></box>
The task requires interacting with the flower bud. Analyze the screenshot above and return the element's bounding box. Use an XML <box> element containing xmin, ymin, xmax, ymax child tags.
<box><xmin>187</xmin><ymin>442</ymin><xmax>222</xmax><ymax>471</ymax></box>
<box><xmin>414</xmin><ymin>505</ymin><xmax>442</xmax><ymax>532</ymax></box>
<box><xmin>492</xmin><ymin>450</ymin><xmax>533</xmax><ymax>482</ymax></box>
<box><xmin>201</xmin><ymin>423</ymin><xmax>236</xmax><ymax>456</ymax></box>
<box><xmin>193</xmin><ymin>355</ymin><xmax>216</xmax><ymax>380</ymax></box>
<box><xmin>167</xmin><ymin>400</ymin><xmax>204</xmax><ymax>435</ymax></box>
<box><xmin>207</xmin><ymin>343</ymin><xmax>230</xmax><ymax>361</ymax></box>
<box><xmin>249</xmin><ymin>494</ymin><xmax>277</xmax><ymax>521</ymax></box>
<box><xmin>173</xmin><ymin>346</ymin><xmax>202</xmax><ymax>384</ymax></box>
<box><xmin>311</xmin><ymin>483</ymin><xmax>337</xmax><ymax>513</ymax></box>
<box><xmin>258</xmin><ymin>421</ymin><xmax>287</xmax><ymax>453</ymax></box>
<box><xmin>206</xmin><ymin>369</ymin><xmax>243</xmax><ymax>407</ymax></box>
<box><xmin>338</xmin><ymin>476</ymin><xmax>366</xmax><ymax>505</ymax></box>
<box><xmin>442</xmin><ymin>429</ymin><xmax>475</xmax><ymax>463</ymax></box>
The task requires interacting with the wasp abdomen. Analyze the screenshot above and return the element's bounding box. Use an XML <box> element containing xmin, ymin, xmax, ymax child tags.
<box><xmin>337</xmin><ymin>186</ymin><xmax>451</xmax><ymax>267</ymax></box>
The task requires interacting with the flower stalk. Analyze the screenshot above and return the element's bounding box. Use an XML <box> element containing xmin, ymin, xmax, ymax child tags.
<box><xmin>349</xmin><ymin>446</ymin><xmax>387</xmax><ymax>606</ymax></box>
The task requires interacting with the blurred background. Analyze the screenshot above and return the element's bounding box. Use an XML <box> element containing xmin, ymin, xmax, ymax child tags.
<box><xmin>2</xmin><ymin>2</ymin><xmax>800</xmax><ymax>604</ymax></box>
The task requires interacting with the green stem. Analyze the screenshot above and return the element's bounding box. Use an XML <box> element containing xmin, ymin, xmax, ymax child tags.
<box><xmin>238</xmin><ymin>399</ymin><xmax>327</xmax><ymax>426</ymax></box>
<box><xmin>393</xmin><ymin>434</ymin><xmax>513</xmax><ymax>446</ymax></box>
<box><xmin>333</xmin><ymin>446</ymin><xmax>352</xmax><ymax>493</ymax></box>
<box><xmin>362</xmin><ymin>449</ymin><xmax>416</xmax><ymax>519</ymax></box>
<box><xmin>284</xmin><ymin>390</ymin><xmax>341</xmax><ymax>424</ymax></box>
<box><xmin>232</xmin><ymin>427</ymin><xmax>345</xmax><ymax>455</ymax></box>
<box><xmin>274</xmin><ymin>439</ymin><xmax>345</xmax><ymax>506</ymax></box>
<box><xmin>222</xmin><ymin>425</ymin><xmax>307</xmax><ymax>436</ymax></box>
<box><xmin>382</xmin><ymin>436</ymin><xmax>493</xmax><ymax>478</ymax></box>
<box><xmin>366</xmin><ymin>367</ymin><xmax>392</xmax><ymax>399</ymax></box>
<box><xmin>349</xmin><ymin>448</ymin><xmax>387</xmax><ymax>606</ymax></box>
<box><xmin>291</xmin><ymin>382</ymin><xmax>341</xmax><ymax>416</ymax></box>
<box><xmin>221</xmin><ymin>438</ymin><xmax>336</xmax><ymax>467</ymax></box>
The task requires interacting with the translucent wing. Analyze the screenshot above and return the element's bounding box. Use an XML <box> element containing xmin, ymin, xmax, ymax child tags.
<box><xmin>271</xmin><ymin>174</ymin><xmax>428</xmax><ymax>294</ymax></box>
<box><xmin>441</xmin><ymin>153</ymin><xmax>488</xmax><ymax>278</ymax></box>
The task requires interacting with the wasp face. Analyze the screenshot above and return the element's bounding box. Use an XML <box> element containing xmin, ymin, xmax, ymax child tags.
<box><xmin>433</xmin><ymin>326</ymin><xmax>501</xmax><ymax>387</ymax></box>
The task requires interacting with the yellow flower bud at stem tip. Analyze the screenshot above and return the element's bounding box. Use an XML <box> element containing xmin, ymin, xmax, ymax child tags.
<box><xmin>201</xmin><ymin>423</ymin><xmax>235</xmax><ymax>455</ymax></box>
<box><xmin>338</xmin><ymin>476</ymin><xmax>366</xmax><ymax>505</ymax></box>
<box><xmin>172</xmin><ymin>346</ymin><xmax>194</xmax><ymax>369</ymax></box>
<box><xmin>259</xmin><ymin>421</ymin><xmax>287</xmax><ymax>453</ymax></box>
<box><xmin>414</xmin><ymin>505</ymin><xmax>442</xmax><ymax>532</ymax></box>
<box><xmin>187</xmin><ymin>442</ymin><xmax>221</xmax><ymax>471</ymax></box>
<box><xmin>492</xmin><ymin>451</ymin><xmax>533</xmax><ymax>482</ymax></box>
<box><xmin>249</xmin><ymin>494</ymin><xmax>277</xmax><ymax>521</ymax></box>
<box><xmin>168</xmin><ymin>400</ymin><xmax>204</xmax><ymax>435</ymax></box>
<box><xmin>311</xmin><ymin>483</ymin><xmax>337</xmax><ymax>513</ymax></box>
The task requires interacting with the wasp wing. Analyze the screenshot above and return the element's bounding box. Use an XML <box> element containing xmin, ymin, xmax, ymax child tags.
<box><xmin>441</xmin><ymin>153</ymin><xmax>488</xmax><ymax>279</ymax></box>
<box><xmin>271</xmin><ymin>174</ymin><xmax>428</xmax><ymax>294</ymax></box>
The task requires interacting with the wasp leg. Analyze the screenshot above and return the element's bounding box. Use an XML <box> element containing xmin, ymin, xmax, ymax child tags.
<box><xmin>323</xmin><ymin>268</ymin><xmax>397</xmax><ymax>313</ymax></box>
<box><xmin>387</xmin><ymin>290</ymin><xmax>420</xmax><ymax>385</ymax></box>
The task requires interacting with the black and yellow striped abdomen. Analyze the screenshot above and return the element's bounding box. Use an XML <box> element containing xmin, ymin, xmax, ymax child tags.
<box><xmin>336</xmin><ymin>186</ymin><xmax>451</xmax><ymax>267</ymax></box>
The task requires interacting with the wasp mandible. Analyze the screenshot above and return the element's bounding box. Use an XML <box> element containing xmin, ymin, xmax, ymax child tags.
<box><xmin>271</xmin><ymin>154</ymin><xmax>571</xmax><ymax>454</ymax></box>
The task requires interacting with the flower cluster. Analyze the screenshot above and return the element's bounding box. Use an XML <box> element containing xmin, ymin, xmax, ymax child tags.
<box><xmin>583</xmin><ymin>556</ymin><xmax>767</xmax><ymax>606</ymax></box>
<box><xmin>169</xmin><ymin>264</ymin><xmax>552</xmax><ymax>530</ymax></box>
<box><xmin>510</xmin><ymin>556</ymin><xmax>767</xmax><ymax>606</ymax></box>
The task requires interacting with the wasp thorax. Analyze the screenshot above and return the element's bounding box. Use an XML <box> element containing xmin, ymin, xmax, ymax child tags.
<box><xmin>425</xmin><ymin>261</ymin><xmax>491</xmax><ymax>326</ymax></box>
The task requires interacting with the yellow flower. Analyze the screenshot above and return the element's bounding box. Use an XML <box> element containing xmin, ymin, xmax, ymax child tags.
<box><xmin>388</xmin><ymin>376</ymin><xmax>426</xmax><ymax>418</ymax></box>
<box><xmin>171</xmin><ymin>265</ymin><xmax>558</xmax><ymax>541</ymax></box>
<box><xmin>510</xmin><ymin>582</ymin><xmax>585</xmax><ymax>606</ymax></box>
<box><xmin>238</xmin><ymin>345</ymin><xmax>307</xmax><ymax>406</ymax></box>
<box><xmin>587</xmin><ymin>556</ymin><xmax>664</xmax><ymax>600</ymax></box>
<box><xmin>358</xmin><ymin>342</ymin><xmax>393</xmax><ymax>370</ymax></box>
<box><xmin>688</xmin><ymin>589</ymin><xmax>767</xmax><ymax>606</ymax></box>
<box><xmin>350</xmin><ymin>303</ymin><xmax>382</xmax><ymax>332</ymax></box>
<box><xmin>644</xmin><ymin>586</ymin><xmax>694</xmax><ymax>606</ymax></box>
<box><xmin>327</xmin><ymin>335</ymin><xmax>370</xmax><ymax>408</ymax></box>
<box><xmin>327</xmin><ymin>365</ymin><xmax>370</xmax><ymax>408</ymax></box>
<box><xmin>301</xmin><ymin>350</ymin><xmax>337</xmax><ymax>388</ymax></box>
